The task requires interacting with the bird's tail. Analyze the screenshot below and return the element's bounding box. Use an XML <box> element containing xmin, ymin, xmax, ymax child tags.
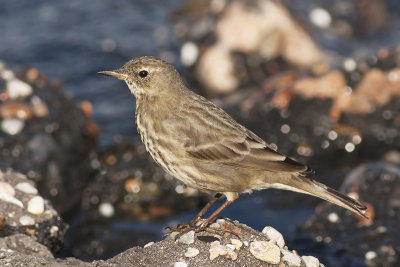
<box><xmin>273</xmin><ymin>175</ymin><xmax>368</xmax><ymax>218</ymax></box>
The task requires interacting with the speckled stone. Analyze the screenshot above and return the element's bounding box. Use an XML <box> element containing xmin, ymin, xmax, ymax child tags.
<box><xmin>178</xmin><ymin>231</ymin><xmax>195</xmax><ymax>245</ymax></box>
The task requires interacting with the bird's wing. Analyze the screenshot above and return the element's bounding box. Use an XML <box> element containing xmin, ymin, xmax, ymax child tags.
<box><xmin>186</xmin><ymin>128</ymin><xmax>307</xmax><ymax>173</ymax></box>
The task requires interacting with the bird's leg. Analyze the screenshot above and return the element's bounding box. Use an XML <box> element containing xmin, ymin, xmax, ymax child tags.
<box><xmin>167</xmin><ymin>198</ymin><xmax>236</xmax><ymax>238</ymax></box>
<box><xmin>176</xmin><ymin>193</ymin><xmax>222</xmax><ymax>229</ymax></box>
<box><xmin>198</xmin><ymin>199</ymin><xmax>233</xmax><ymax>230</ymax></box>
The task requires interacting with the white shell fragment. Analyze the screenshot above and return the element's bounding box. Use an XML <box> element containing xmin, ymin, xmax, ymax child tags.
<box><xmin>7</xmin><ymin>79</ymin><xmax>33</xmax><ymax>99</ymax></box>
<box><xmin>250</xmin><ymin>241</ymin><xmax>281</xmax><ymax>264</ymax></box>
<box><xmin>0</xmin><ymin>182</ymin><xmax>15</xmax><ymax>196</ymax></box>
<box><xmin>174</xmin><ymin>262</ymin><xmax>187</xmax><ymax>267</ymax></box>
<box><xmin>15</xmin><ymin>182</ymin><xmax>38</xmax><ymax>194</ymax></box>
<box><xmin>0</xmin><ymin>193</ymin><xmax>24</xmax><ymax>208</ymax></box>
<box><xmin>1</xmin><ymin>118</ymin><xmax>25</xmax><ymax>135</ymax></box>
<box><xmin>281</xmin><ymin>249</ymin><xmax>301</xmax><ymax>267</ymax></box>
<box><xmin>262</xmin><ymin>226</ymin><xmax>285</xmax><ymax>248</ymax></box>
<box><xmin>302</xmin><ymin>255</ymin><xmax>320</xmax><ymax>267</ymax></box>
<box><xmin>184</xmin><ymin>247</ymin><xmax>199</xmax><ymax>258</ymax></box>
<box><xmin>27</xmin><ymin>196</ymin><xmax>45</xmax><ymax>215</ymax></box>
<box><xmin>19</xmin><ymin>215</ymin><xmax>35</xmax><ymax>226</ymax></box>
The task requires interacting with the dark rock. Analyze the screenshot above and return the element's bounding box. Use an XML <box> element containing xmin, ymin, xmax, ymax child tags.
<box><xmin>0</xmin><ymin>169</ymin><xmax>68</xmax><ymax>253</ymax></box>
<box><xmin>1</xmin><ymin>220</ymin><xmax>324</xmax><ymax>266</ymax></box>
<box><xmin>0</xmin><ymin>65</ymin><xmax>98</xmax><ymax>217</ymax></box>
<box><xmin>299</xmin><ymin>162</ymin><xmax>400</xmax><ymax>266</ymax></box>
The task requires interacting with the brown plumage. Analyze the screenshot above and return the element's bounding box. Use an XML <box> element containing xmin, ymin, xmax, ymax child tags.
<box><xmin>99</xmin><ymin>56</ymin><xmax>367</xmax><ymax>233</ymax></box>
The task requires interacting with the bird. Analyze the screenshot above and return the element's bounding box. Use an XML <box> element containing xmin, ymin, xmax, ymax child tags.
<box><xmin>99</xmin><ymin>56</ymin><xmax>367</xmax><ymax>234</ymax></box>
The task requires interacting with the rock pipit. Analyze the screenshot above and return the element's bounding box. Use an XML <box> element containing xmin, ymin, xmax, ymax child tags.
<box><xmin>99</xmin><ymin>56</ymin><xmax>367</xmax><ymax>234</ymax></box>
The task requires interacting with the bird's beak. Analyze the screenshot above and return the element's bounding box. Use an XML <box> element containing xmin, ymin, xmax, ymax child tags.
<box><xmin>98</xmin><ymin>69</ymin><xmax>128</xmax><ymax>80</ymax></box>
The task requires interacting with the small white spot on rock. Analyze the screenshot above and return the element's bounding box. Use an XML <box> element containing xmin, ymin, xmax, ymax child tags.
<box><xmin>250</xmin><ymin>241</ymin><xmax>281</xmax><ymax>264</ymax></box>
<box><xmin>302</xmin><ymin>255</ymin><xmax>320</xmax><ymax>267</ymax></box>
<box><xmin>0</xmin><ymin>193</ymin><xmax>24</xmax><ymax>208</ymax></box>
<box><xmin>98</xmin><ymin>202</ymin><xmax>114</xmax><ymax>218</ymax></box>
<box><xmin>230</xmin><ymin>239</ymin><xmax>243</xmax><ymax>250</ymax></box>
<box><xmin>50</xmin><ymin>226</ymin><xmax>59</xmax><ymax>237</ymax></box>
<box><xmin>0</xmin><ymin>182</ymin><xmax>15</xmax><ymax>196</ymax></box>
<box><xmin>7</xmin><ymin>79</ymin><xmax>33</xmax><ymax>99</ymax></box>
<box><xmin>184</xmin><ymin>247</ymin><xmax>199</xmax><ymax>258</ymax></box>
<box><xmin>19</xmin><ymin>215</ymin><xmax>35</xmax><ymax>226</ymax></box>
<box><xmin>174</xmin><ymin>261</ymin><xmax>187</xmax><ymax>267</ymax></box>
<box><xmin>309</xmin><ymin>8</ymin><xmax>332</xmax><ymax>28</ymax></box>
<box><xmin>180</xmin><ymin>42</ymin><xmax>199</xmax><ymax>67</ymax></box>
<box><xmin>365</xmin><ymin>251</ymin><xmax>377</xmax><ymax>261</ymax></box>
<box><xmin>15</xmin><ymin>182</ymin><xmax>38</xmax><ymax>195</ymax></box>
<box><xmin>178</xmin><ymin>231</ymin><xmax>195</xmax><ymax>245</ymax></box>
<box><xmin>27</xmin><ymin>196</ymin><xmax>45</xmax><ymax>215</ymax></box>
<box><xmin>144</xmin><ymin>242</ymin><xmax>154</xmax><ymax>248</ymax></box>
<box><xmin>328</xmin><ymin>212</ymin><xmax>339</xmax><ymax>223</ymax></box>
<box><xmin>262</xmin><ymin>226</ymin><xmax>285</xmax><ymax>248</ymax></box>
<box><xmin>1</xmin><ymin>118</ymin><xmax>25</xmax><ymax>135</ymax></box>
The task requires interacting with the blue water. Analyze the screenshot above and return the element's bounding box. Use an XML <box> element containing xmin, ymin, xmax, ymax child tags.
<box><xmin>0</xmin><ymin>0</ymin><xmax>183</xmax><ymax>146</ymax></box>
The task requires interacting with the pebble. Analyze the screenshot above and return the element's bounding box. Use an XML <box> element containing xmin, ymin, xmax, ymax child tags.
<box><xmin>301</xmin><ymin>255</ymin><xmax>320</xmax><ymax>267</ymax></box>
<box><xmin>144</xmin><ymin>242</ymin><xmax>154</xmax><ymax>248</ymax></box>
<box><xmin>15</xmin><ymin>182</ymin><xmax>38</xmax><ymax>194</ymax></box>
<box><xmin>50</xmin><ymin>226</ymin><xmax>59</xmax><ymax>237</ymax></box>
<box><xmin>365</xmin><ymin>250</ymin><xmax>377</xmax><ymax>261</ymax></box>
<box><xmin>98</xmin><ymin>202</ymin><xmax>115</xmax><ymax>218</ymax></box>
<box><xmin>19</xmin><ymin>215</ymin><xmax>35</xmax><ymax>226</ymax></box>
<box><xmin>309</xmin><ymin>8</ymin><xmax>331</xmax><ymax>28</ymax></box>
<box><xmin>281</xmin><ymin>249</ymin><xmax>301</xmax><ymax>267</ymax></box>
<box><xmin>30</xmin><ymin>96</ymin><xmax>49</xmax><ymax>117</ymax></box>
<box><xmin>178</xmin><ymin>230</ymin><xmax>195</xmax><ymax>245</ymax></box>
<box><xmin>1</xmin><ymin>117</ymin><xmax>25</xmax><ymax>135</ymax></box>
<box><xmin>250</xmin><ymin>241</ymin><xmax>281</xmax><ymax>264</ymax></box>
<box><xmin>184</xmin><ymin>247</ymin><xmax>199</xmax><ymax>258</ymax></box>
<box><xmin>209</xmin><ymin>240</ymin><xmax>237</xmax><ymax>261</ymax></box>
<box><xmin>174</xmin><ymin>261</ymin><xmax>187</xmax><ymax>267</ymax></box>
<box><xmin>0</xmin><ymin>182</ymin><xmax>15</xmax><ymax>196</ymax></box>
<box><xmin>6</xmin><ymin>79</ymin><xmax>33</xmax><ymax>99</ymax></box>
<box><xmin>27</xmin><ymin>196</ymin><xmax>45</xmax><ymax>215</ymax></box>
<box><xmin>328</xmin><ymin>212</ymin><xmax>339</xmax><ymax>223</ymax></box>
<box><xmin>262</xmin><ymin>226</ymin><xmax>285</xmax><ymax>248</ymax></box>
<box><xmin>230</xmin><ymin>239</ymin><xmax>243</xmax><ymax>250</ymax></box>
<box><xmin>180</xmin><ymin>42</ymin><xmax>199</xmax><ymax>67</ymax></box>
<box><xmin>0</xmin><ymin>193</ymin><xmax>24</xmax><ymax>208</ymax></box>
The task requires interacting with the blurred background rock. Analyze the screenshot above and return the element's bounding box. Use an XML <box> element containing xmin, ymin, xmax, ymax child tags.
<box><xmin>0</xmin><ymin>0</ymin><xmax>399</xmax><ymax>266</ymax></box>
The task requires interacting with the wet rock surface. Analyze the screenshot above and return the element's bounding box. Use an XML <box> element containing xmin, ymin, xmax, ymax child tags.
<box><xmin>300</xmin><ymin>163</ymin><xmax>400</xmax><ymax>266</ymax></box>
<box><xmin>0</xmin><ymin>169</ymin><xmax>67</xmax><ymax>253</ymax></box>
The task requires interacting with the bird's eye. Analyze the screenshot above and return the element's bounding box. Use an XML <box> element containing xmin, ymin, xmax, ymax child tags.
<box><xmin>139</xmin><ymin>70</ymin><xmax>148</xmax><ymax>78</ymax></box>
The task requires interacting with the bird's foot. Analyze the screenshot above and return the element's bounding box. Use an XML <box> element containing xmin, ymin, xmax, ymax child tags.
<box><xmin>165</xmin><ymin>221</ymin><xmax>239</xmax><ymax>239</ymax></box>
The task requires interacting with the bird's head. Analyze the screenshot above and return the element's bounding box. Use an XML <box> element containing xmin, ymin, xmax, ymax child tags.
<box><xmin>99</xmin><ymin>56</ymin><xmax>184</xmax><ymax>98</ymax></box>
